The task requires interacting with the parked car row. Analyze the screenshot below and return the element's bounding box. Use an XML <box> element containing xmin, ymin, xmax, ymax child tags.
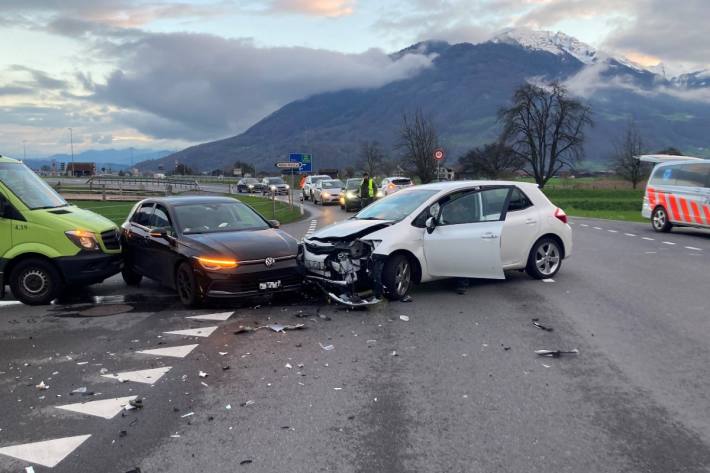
<box><xmin>237</xmin><ymin>176</ymin><xmax>291</xmax><ymax>196</ymax></box>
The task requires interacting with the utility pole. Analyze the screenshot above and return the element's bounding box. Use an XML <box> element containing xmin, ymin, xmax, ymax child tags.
<box><xmin>68</xmin><ymin>127</ymin><xmax>74</xmax><ymax>176</ymax></box>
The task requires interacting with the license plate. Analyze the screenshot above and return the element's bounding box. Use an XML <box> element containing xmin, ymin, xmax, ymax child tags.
<box><xmin>259</xmin><ymin>281</ymin><xmax>282</xmax><ymax>290</ymax></box>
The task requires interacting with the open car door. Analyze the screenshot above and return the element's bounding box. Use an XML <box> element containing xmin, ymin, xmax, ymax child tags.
<box><xmin>423</xmin><ymin>186</ymin><xmax>511</xmax><ymax>279</ymax></box>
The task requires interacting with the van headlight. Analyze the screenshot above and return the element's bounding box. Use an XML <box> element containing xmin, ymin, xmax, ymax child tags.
<box><xmin>65</xmin><ymin>230</ymin><xmax>100</xmax><ymax>251</ymax></box>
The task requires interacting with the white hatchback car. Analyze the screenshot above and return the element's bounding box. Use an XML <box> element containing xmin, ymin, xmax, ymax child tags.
<box><xmin>300</xmin><ymin>181</ymin><xmax>572</xmax><ymax>305</ymax></box>
<box><xmin>380</xmin><ymin>176</ymin><xmax>413</xmax><ymax>196</ymax></box>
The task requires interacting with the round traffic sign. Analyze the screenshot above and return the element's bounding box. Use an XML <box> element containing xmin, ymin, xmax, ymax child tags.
<box><xmin>433</xmin><ymin>148</ymin><xmax>445</xmax><ymax>161</ymax></box>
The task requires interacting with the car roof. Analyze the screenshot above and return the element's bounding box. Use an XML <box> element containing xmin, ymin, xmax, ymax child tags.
<box><xmin>409</xmin><ymin>180</ymin><xmax>540</xmax><ymax>192</ymax></box>
<box><xmin>0</xmin><ymin>155</ymin><xmax>21</xmax><ymax>164</ymax></box>
<box><xmin>141</xmin><ymin>196</ymin><xmax>240</xmax><ymax>207</ymax></box>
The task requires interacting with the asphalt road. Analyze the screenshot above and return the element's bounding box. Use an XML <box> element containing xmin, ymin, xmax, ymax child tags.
<box><xmin>1</xmin><ymin>197</ymin><xmax>710</xmax><ymax>473</ymax></box>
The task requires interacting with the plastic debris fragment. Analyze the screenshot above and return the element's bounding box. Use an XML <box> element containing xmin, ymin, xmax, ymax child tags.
<box><xmin>535</xmin><ymin>349</ymin><xmax>579</xmax><ymax>358</ymax></box>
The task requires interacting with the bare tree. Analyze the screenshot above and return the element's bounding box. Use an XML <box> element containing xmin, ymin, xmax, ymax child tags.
<box><xmin>398</xmin><ymin>109</ymin><xmax>439</xmax><ymax>183</ymax></box>
<box><xmin>358</xmin><ymin>141</ymin><xmax>384</xmax><ymax>176</ymax></box>
<box><xmin>611</xmin><ymin>120</ymin><xmax>649</xmax><ymax>189</ymax></box>
<box><xmin>458</xmin><ymin>142</ymin><xmax>524</xmax><ymax>179</ymax></box>
<box><xmin>499</xmin><ymin>82</ymin><xmax>592</xmax><ymax>188</ymax></box>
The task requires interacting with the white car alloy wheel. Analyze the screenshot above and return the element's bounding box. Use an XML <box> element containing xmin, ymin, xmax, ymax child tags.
<box><xmin>534</xmin><ymin>240</ymin><xmax>560</xmax><ymax>277</ymax></box>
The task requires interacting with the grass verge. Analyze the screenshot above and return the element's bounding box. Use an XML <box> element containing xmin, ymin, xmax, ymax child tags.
<box><xmin>542</xmin><ymin>188</ymin><xmax>647</xmax><ymax>223</ymax></box>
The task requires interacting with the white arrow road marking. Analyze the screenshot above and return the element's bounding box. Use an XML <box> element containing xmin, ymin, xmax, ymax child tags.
<box><xmin>102</xmin><ymin>366</ymin><xmax>172</xmax><ymax>384</ymax></box>
<box><xmin>163</xmin><ymin>327</ymin><xmax>218</xmax><ymax>338</ymax></box>
<box><xmin>186</xmin><ymin>312</ymin><xmax>233</xmax><ymax>322</ymax></box>
<box><xmin>0</xmin><ymin>301</ymin><xmax>21</xmax><ymax>307</ymax></box>
<box><xmin>136</xmin><ymin>344</ymin><xmax>199</xmax><ymax>358</ymax></box>
<box><xmin>0</xmin><ymin>434</ymin><xmax>91</xmax><ymax>468</ymax></box>
<box><xmin>55</xmin><ymin>396</ymin><xmax>137</xmax><ymax>419</ymax></box>
<box><xmin>685</xmin><ymin>246</ymin><xmax>702</xmax><ymax>251</ymax></box>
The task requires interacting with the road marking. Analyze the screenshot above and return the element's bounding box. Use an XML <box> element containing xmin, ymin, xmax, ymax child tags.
<box><xmin>685</xmin><ymin>246</ymin><xmax>702</xmax><ymax>251</ymax></box>
<box><xmin>662</xmin><ymin>241</ymin><xmax>676</xmax><ymax>245</ymax></box>
<box><xmin>305</xmin><ymin>219</ymin><xmax>318</xmax><ymax>237</ymax></box>
<box><xmin>0</xmin><ymin>434</ymin><xmax>91</xmax><ymax>468</ymax></box>
<box><xmin>186</xmin><ymin>312</ymin><xmax>233</xmax><ymax>321</ymax></box>
<box><xmin>102</xmin><ymin>366</ymin><xmax>172</xmax><ymax>384</ymax></box>
<box><xmin>163</xmin><ymin>327</ymin><xmax>218</xmax><ymax>338</ymax></box>
<box><xmin>580</xmin><ymin>224</ymin><xmax>588</xmax><ymax>227</ymax></box>
<box><xmin>137</xmin><ymin>344</ymin><xmax>199</xmax><ymax>358</ymax></box>
<box><xmin>593</xmin><ymin>226</ymin><xmax>602</xmax><ymax>230</ymax></box>
<box><xmin>55</xmin><ymin>396</ymin><xmax>138</xmax><ymax>419</ymax></box>
<box><xmin>642</xmin><ymin>237</ymin><xmax>654</xmax><ymax>241</ymax></box>
<box><xmin>645</xmin><ymin>251</ymin><xmax>657</xmax><ymax>254</ymax></box>
<box><xmin>542</xmin><ymin>278</ymin><xmax>555</xmax><ymax>283</ymax></box>
<box><xmin>607</xmin><ymin>229</ymin><xmax>618</xmax><ymax>233</ymax></box>
<box><xmin>624</xmin><ymin>233</ymin><xmax>637</xmax><ymax>237</ymax></box>
<box><xmin>0</xmin><ymin>301</ymin><xmax>21</xmax><ymax>307</ymax></box>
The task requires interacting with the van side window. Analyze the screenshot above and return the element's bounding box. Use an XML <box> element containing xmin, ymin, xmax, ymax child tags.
<box><xmin>131</xmin><ymin>203</ymin><xmax>154</xmax><ymax>227</ymax></box>
<box><xmin>508</xmin><ymin>188</ymin><xmax>533</xmax><ymax>211</ymax></box>
<box><xmin>674</xmin><ymin>163</ymin><xmax>710</xmax><ymax>188</ymax></box>
<box><xmin>151</xmin><ymin>205</ymin><xmax>172</xmax><ymax>229</ymax></box>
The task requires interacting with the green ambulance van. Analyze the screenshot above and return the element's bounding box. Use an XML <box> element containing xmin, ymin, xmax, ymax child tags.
<box><xmin>0</xmin><ymin>155</ymin><xmax>122</xmax><ymax>305</ymax></box>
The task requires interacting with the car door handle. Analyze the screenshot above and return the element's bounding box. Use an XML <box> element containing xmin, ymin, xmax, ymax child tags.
<box><xmin>481</xmin><ymin>233</ymin><xmax>499</xmax><ymax>240</ymax></box>
<box><xmin>525</xmin><ymin>218</ymin><xmax>537</xmax><ymax>225</ymax></box>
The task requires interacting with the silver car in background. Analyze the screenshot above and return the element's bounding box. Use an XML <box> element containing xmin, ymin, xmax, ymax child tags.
<box><xmin>313</xmin><ymin>179</ymin><xmax>344</xmax><ymax>205</ymax></box>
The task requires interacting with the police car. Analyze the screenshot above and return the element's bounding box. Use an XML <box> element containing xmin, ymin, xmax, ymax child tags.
<box><xmin>639</xmin><ymin>155</ymin><xmax>710</xmax><ymax>232</ymax></box>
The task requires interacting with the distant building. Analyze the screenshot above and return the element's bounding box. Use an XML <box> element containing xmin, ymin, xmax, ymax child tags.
<box><xmin>65</xmin><ymin>162</ymin><xmax>96</xmax><ymax>177</ymax></box>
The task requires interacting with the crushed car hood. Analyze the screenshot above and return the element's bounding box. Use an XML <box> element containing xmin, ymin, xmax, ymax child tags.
<box><xmin>307</xmin><ymin>219</ymin><xmax>394</xmax><ymax>242</ymax></box>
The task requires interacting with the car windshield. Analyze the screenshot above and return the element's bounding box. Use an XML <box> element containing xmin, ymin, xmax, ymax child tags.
<box><xmin>174</xmin><ymin>201</ymin><xmax>269</xmax><ymax>234</ymax></box>
<box><xmin>243</xmin><ymin>178</ymin><xmax>259</xmax><ymax>184</ymax></box>
<box><xmin>321</xmin><ymin>180</ymin><xmax>343</xmax><ymax>189</ymax></box>
<box><xmin>0</xmin><ymin>162</ymin><xmax>67</xmax><ymax>210</ymax></box>
<box><xmin>392</xmin><ymin>178</ymin><xmax>412</xmax><ymax>186</ymax></box>
<box><xmin>267</xmin><ymin>177</ymin><xmax>285</xmax><ymax>185</ymax></box>
<box><xmin>355</xmin><ymin>189</ymin><xmax>438</xmax><ymax>221</ymax></box>
<box><xmin>311</xmin><ymin>176</ymin><xmax>329</xmax><ymax>184</ymax></box>
<box><xmin>346</xmin><ymin>179</ymin><xmax>362</xmax><ymax>189</ymax></box>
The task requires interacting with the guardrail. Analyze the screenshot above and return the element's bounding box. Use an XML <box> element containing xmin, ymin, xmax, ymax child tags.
<box><xmin>87</xmin><ymin>176</ymin><xmax>201</xmax><ymax>193</ymax></box>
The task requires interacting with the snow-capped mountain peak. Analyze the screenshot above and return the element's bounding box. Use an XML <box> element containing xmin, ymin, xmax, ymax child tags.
<box><xmin>490</xmin><ymin>28</ymin><xmax>598</xmax><ymax>64</ymax></box>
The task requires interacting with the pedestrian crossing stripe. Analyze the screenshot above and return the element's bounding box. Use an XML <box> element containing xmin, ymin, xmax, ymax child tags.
<box><xmin>55</xmin><ymin>396</ymin><xmax>138</xmax><ymax>419</ymax></box>
<box><xmin>163</xmin><ymin>326</ymin><xmax>218</xmax><ymax>337</ymax></box>
<box><xmin>136</xmin><ymin>344</ymin><xmax>199</xmax><ymax>358</ymax></box>
<box><xmin>0</xmin><ymin>434</ymin><xmax>91</xmax><ymax>467</ymax></box>
<box><xmin>101</xmin><ymin>366</ymin><xmax>172</xmax><ymax>384</ymax></box>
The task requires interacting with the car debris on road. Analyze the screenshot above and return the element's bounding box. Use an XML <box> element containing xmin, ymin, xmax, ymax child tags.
<box><xmin>535</xmin><ymin>349</ymin><xmax>579</xmax><ymax>358</ymax></box>
<box><xmin>532</xmin><ymin>318</ymin><xmax>554</xmax><ymax>331</ymax></box>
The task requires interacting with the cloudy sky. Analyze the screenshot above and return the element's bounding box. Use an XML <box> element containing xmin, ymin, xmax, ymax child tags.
<box><xmin>1</xmin><ymin>0</ymin><xmax>708</xmax><ymax>157</ymax></box>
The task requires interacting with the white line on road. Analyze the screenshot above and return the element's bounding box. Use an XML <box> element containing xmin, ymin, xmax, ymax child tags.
<box><xmin>542</xmin><ymin>278</ymin><xmax>555</xmax><ymax>283</ymax></box>
<box><xmin>685</xmin><ymin>246</ymin><xmax>702</xmax><ymax>251</ymax></box>
<box><xmin>137</xmin><ymin>344</ymin><xmax>199</xmax><ymax>358</ymax></box>
<box><xmin>607</xmin><ymin>229</ymin><xmax>618</xmax><ymax>233</ymax></box>
<box><xmin>0</xmin><ymin>301</ymin><xmax>20</xmax><ymax>307</ymax></box>
<box><xmin>163</xmin><ymin>326</ymin><xmax>218</xmax><ymax>338</ymax></box>
<box><xmin>642</xmin><ymin>237</ymin><xmax>655</xmax><ymax>241</ymax></box>
<box><xmin>580</xmin><ymin>224</ymin><xmax>588</xmax><ymax>227</ymax></box>
<box><xmin>663</xmin><ymin>241</ymin><xmax>676</xmax><ymax>245</ymax></box>
<box><xmin>593</xmin><ymin>226</ymin><xmax>602</xmax><ymax>230</ymax></box>
<box><xmin>102</xmin><ymin>367</ymin><xmax>172</xmax><ymax>384</ymax></box>
<box><xmin>55</xmin><ymin>396</ymin><xmax>138</xmax><ymax>419</ymax></box>
<box><xmin>0</xmin><ymin>434</ymin><xmax>91</xmax><ymax>468</ymax></box>
<box><xmin>624</xmin><ymin>233</ymin><xmax>637</xmax><ymax>237</ymax></box>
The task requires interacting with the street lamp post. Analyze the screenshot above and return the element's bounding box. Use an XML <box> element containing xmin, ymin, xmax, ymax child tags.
<box><xmin>68</xmin><ymin>127</ymin><xmax>75</xmax><ymax>176</ymax></box>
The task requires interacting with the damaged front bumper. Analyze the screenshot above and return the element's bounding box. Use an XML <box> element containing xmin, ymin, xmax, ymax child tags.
<box><xmin>299</xmin><ymin>237</ymin><xmax>383</xmax><ymax>307</ymax></box>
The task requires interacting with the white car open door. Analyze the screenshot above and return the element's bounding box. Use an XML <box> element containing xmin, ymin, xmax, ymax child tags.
<box><xmin>423</xmin><ymin>187</ymin><xmax>511</xmax><ymax>279</ymax></box>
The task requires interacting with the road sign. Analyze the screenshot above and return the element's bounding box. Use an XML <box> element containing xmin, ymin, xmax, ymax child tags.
<box><xmin>433</xmin><ymin>148</ymin><xmax>445</xmax><ymax>161</ymax></box>
<box><xmin>289</xmin><ymin>153</ymin><xmax>313</xmax><ymax>173</ymax></box>
<box><xmin>276</xmin><ymin>162</ymin><xmax>301</xmax><ymax>169</ymax></box>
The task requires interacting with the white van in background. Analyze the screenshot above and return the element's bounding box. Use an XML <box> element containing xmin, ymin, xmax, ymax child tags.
<box><xmin>639</xmin><ymin>154</ymin><xmax>710</xmax><ymax>232</ymax></box>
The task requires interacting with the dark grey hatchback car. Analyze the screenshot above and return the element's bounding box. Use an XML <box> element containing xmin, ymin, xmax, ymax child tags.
<box><xmin>120</xmin><ymin>196</ymin><xmax>301</xmax><ymax>307</ymax></box>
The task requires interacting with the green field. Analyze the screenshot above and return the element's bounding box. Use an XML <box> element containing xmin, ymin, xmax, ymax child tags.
<box><xmin>70</xmin><ymin>195</ymin><xmax>304</xmax><ymax>226</ymax></box>
<box><xmin>543</xmin><ymin>188</ymin><xmax>646</xmax><ymax>223</ymax></box>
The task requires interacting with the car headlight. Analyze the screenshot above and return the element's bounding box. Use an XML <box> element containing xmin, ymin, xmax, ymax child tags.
<box><xmin>270</xmin><ymin>185</ymin><xmax>276</xmax><ymax>191</ymax></box>
<box><xmin>322</xmin><ymin>192</ymin><xmax>331</xmax><ymax>198</ymax></box>
<box><xmin>248</xmin><ymin>184</ymin><xmax>254</xmax><ymax>189</ymax></box>
<box><xmin>196</xmin><ymin>256</ymin><xmax>238</xmax><ymax>270</ymax></box>
<box><xmin>285</xmin><ymin>184</ymin><xmax>290</xmax><ymax>189</ymax></box>
<box><xmin>376</xmin><ymin>190</ymin><xmax>384</xmax><ymax>198</ymax></box>
<box><xmin>346</xmin><ymin>191</ymin><xmax>356</xmax><ymax>198</ymax></box>
<box><xmin>65</xmin><ymin>230</ymin><xmax>100</xmax><ymax>251</ymax></box>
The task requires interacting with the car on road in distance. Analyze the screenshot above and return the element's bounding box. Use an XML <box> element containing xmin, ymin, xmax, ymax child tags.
<box><xmin>301</xmin><ymin>175</ymin><xmax>331</xmax><ymax>201</ymax></box>
<box><xmin>237</xmin><ymin>177</ymin><xmax>264</xmax><ymax>193</ymax></box>
<box><xmin>380</xmin><ymin>176</ymin><xmax>413</xmax><ymax>196</ymax></box>
<box><xmin>638</xmin><ymin>154</ymin><xmax>710</xmax><ymax>232</ymax></box>
<box><xmin>340</xmin><ymin>178</ymin><xmax>363</xmax><ymax>212</ymax></box>
<box><xmin>0</xmin><ymin>155</ymin><xmax>122</xmax><ymax>305</ymax></box>
<box><xmin>301</xmin><ymin>181</ymin><xmax>572</xmax><ymax>306</ymax></box>
<box><xmin>120</xmin><ymin>196</ymin><xmax>301</xmax><ymax>307</ymax></box>
<box><xmin>313</xmin><ymin>179</ymin><xmax>344</xmax><ymax>205</ymax></box>
<box><xmin>261</xmin><ymin>176</ymin><xmax>290</xmax><ymax>196</ymax></box>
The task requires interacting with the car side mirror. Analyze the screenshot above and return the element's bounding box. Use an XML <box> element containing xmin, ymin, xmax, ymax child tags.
<box><xmin>149</xmin><ymin>227</ymin><xmax>171</xmax><ymax>239</ymax></box>
<box><xmin>425</xmin><ymin>216</ymin><xmax>436</xmax><ymax>234</ymax></box>
<box><xmin>268</xmin><ymin>219</ymin><xmax>281</xmax><ymax>229</ymax></box>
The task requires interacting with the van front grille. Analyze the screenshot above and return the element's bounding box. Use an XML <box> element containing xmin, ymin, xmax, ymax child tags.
<box><xmin>101</xmin><ymin>229</ymin><xmax>121</xmax><ymax>250</ymax></box>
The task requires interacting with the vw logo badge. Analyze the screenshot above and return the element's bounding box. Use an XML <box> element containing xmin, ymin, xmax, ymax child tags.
<box><xmin>264</xmin><ymin>257</ymin><xmax>276</xmax><ymax>267</ymax></box>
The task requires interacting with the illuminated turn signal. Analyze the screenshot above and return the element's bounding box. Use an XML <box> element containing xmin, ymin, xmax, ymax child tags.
<box><xmin>196</xmin><ymin>256</ymin><xmax>238</xmax><ymax>270</ymax></box>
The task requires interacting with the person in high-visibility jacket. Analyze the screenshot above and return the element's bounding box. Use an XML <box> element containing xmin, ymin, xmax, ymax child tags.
<box><xmin>360</xmin><ymin>172</ymin><xmax>375</xmax><ymax>207</ymax></box>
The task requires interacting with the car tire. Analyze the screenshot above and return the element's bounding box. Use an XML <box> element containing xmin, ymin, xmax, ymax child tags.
<box><xmin>651</xmin><ymin>206</ymin><xmax>672</xmax><ymax>233</ymax></box>
<box><xmin>175</xmin><ymin>261</ymin><xmax>203</xmax><ymax>308</ymax></box>
<box><xmin>122</xmin><ymin>263</ymin><xmax>143</xmax><ymax>286</ymax></box>
<box><xmin>382</xmin><ymin>254</ymin><xmax>413</xmax><ymax>301</ymax></box>
<box><xmin>526</xmin><ymin>237</ymin><xmax>562</xmax><ymax>280</ymax></box>
<box><xmin>9</xmin><ymin>258</ymin><xmax>62</xmax><ymax>305</ymax></box>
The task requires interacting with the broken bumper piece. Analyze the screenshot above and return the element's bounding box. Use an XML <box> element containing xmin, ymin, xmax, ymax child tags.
<box><xmin>326</xmin><ymin>291</ymin><xmax>381</xmax><ymax>307</ymax></box>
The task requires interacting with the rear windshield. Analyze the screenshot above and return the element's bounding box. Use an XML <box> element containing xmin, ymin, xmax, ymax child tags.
<box><xmin>321</xmin><ymin>180</ymin><xmax>343</xmax><ymax>189</ymax></box>
<box><xmin>0</xmin><ymin>162</ymin><xmax>67</xmax><ymax>210</ymax></box>
<box><xmin>346</xmin><ymin>179</ymin><xmax>362</xmax><ymax>189</ymax></box>
<box><xmin>392</xmin><ymin>178</ymin><xmax>412</xmax><ymax>186</ymax></box>
<box><xmin>266</xmin><ymin>177</ymin><xmax>285</xmax><ymax>185</ymax></box>
<box><xmin>649</xmin><ymin>163</ymin><xmax>710</xmax><ymax>188</ymax></box>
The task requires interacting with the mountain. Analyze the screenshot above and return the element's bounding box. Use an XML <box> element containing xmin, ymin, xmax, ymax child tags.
<box><xmin>26</xmin><ymin>148</ymin><xmax>172</xmax><ymax>171</ymax></box>
<box><xmin>140</xmin><ymin>29</ymin><xmax>710</xmax><ymax>173</ymax></box>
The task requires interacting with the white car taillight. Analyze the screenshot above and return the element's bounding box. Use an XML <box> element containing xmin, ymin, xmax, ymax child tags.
<box><xmin>554</xmin><ymin>208</ymin><xmax>568</xmax><ymax>224</ymax></box>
